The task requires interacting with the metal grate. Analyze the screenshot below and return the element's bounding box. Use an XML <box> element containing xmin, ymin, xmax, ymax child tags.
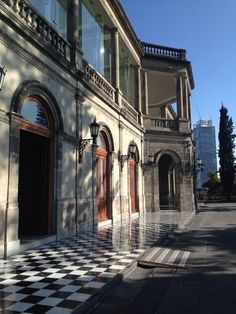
<box><xmin>138</xmin><ymin>246</ymin><xmax>191</xmax><ymax>269</ymax></box>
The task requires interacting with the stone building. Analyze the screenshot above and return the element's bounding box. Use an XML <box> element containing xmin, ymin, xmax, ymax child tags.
<box><xmin>0</xmin><ymin>0</ymin><xmax>195</xmax><ymax>258</ymax></box>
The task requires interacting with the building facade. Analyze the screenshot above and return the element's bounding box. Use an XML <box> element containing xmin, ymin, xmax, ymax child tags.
<box><xmin>0</xmin><ymin>0</ymin><xmax>195</xmax><ymax>258</ymax></box>
<box><xmin>193</xmin><ymin>119</ymin><xmax>217</xmax><ymax>188</ymax></box>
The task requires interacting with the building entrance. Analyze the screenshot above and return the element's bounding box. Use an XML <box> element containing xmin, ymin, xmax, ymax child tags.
<box><xmin>18</xmin><ymin>130</ymin><xmax>51</xmax><ymax>235</ymax></box>
<box><xmin>18</xmin><ymin>98</ymin><xmax>54</xmax><ymax>237</ymax></box>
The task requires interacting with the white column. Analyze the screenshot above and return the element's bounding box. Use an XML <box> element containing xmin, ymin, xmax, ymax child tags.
<box><xmin>176</xmin><ymin>75</ymin><xmax>183</xmax><ymax>118</ymax></box>
<box><xmin>111</xmin><ymin>28</ymin><xmax>120</xmax><ymax>102</ymax></box>
<box><xmin>143</xmin><ymin>71</ymin><xmax>149</xmax><ymax>115</ymax></box>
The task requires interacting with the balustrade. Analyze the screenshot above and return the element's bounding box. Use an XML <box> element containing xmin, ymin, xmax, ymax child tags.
<box><xmin>2</xmin><ymin>0</ymin><xmax>71</xmax><ymax>62</ymax></box>
<box><xmin>145</xmin><ymin>117</ymin><xmax>178</xmax><ymax>131</ymax></box>
<box><xmin>121</xmin><ymin>97</ymin><xmax>138</xmax><ymax>122</ymax></box>
<box><xmin>83</xmin><ymin>61</ymin><xmax>116</xmax><ymax>101</ymax></box>
<box><xmin>142</xmin><ymin>42</ymin><xmax>186</xmax><ymax>61</ymax></box>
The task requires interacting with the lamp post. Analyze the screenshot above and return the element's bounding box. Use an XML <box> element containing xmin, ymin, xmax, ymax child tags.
<box><xmin>0</xmin><ymin>66</ymin><xmax>6</xmax><ymax>91</ymax></box>
<box><xmin>195</xmin><ymin>156</ymin><xmax>204</xmax><ymax>203</ymax></box>
<box><xmin>89</xmin><ymin>118</ymin><xmax>99</xmax><ymax>230</ymax></box>
<box><xmin>78</xmin><ymin>118</ymin><xmax>99</xmax><ymax>230</ymax></box>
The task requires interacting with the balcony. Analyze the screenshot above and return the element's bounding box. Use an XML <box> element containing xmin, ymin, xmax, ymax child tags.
<box><xmin>1</xmin><ymin>0</ymin><xmax>71</xmax><ymax>62</ymax></box>
<box><xmin>142</xmin><ymin>42</ymin><xmax>186</xmax><ymax>61</ymax></box>
<box><xmin>82</xmin><ymin>60</ymin><xmax>116</xmax><ymax>102</ymax></box>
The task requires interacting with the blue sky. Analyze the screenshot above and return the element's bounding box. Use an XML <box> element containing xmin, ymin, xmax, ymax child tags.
<box><xmin>121</xmin><ymin>0</ymin><xmax>236</xmax><ymax>142</ymax></box>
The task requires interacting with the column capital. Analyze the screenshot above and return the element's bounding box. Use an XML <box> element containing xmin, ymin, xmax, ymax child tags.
<box><xmin>111</xmin><ymin>27</ymin><xmax>119</xmax><ymax>35</ymax></box>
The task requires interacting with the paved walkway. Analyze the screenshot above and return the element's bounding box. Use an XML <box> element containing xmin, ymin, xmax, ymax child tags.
<box><xmin>89</xmin><ymin>203</ymin><xmax>236</xmax><ymax>314</ymax></box>
<box><xmin>0</xmin><ymin>211</ymin><xmax>191</xmax><ymax>313</ymax></box>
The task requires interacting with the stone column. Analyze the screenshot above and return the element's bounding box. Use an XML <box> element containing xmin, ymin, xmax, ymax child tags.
<box><xmin>143</xmin><ymin>71</ymin><xmax>149</xmax><ymax>115</ymax></box>
<box><xmin>188</xmin><ymin>92</ymin><xmax>192</xmax><ymax>129</ymax></box>
<box><xmin>68</xmin><ymin>0</ymin><xmax>83</xmax><ymax>68</ymax></box>
<box><xmin>111</xmin><ymin>28</ymin><xmax>120</xmax><ymax>103</ymax></box>
<box><xmin>5</xmin><ymin>112</ymin><xmax>22</xmax><ymax>257</ymax></box>
<box><xmin>176</xmin><ymin>74</ymin><xmax>183</xmax><ymax>118</ymax></box>
<box><xmin>118</xmin><ymin>121</ymin><xmax>124</xmax><ymax>218</ymax></box>
<box><xmin>153</xmin><ymin>165</ymin><xmax>160</xmax><ymax>211</ymax></box>
<box><xmin>182</xmin><ymin>75</ymin><xmax>190</xmax><ymax>120</ymax></box>
<box><xmin>134</xmin><ymin>65</ymin><xmax>143</xmax><ymax>125</ymax></box>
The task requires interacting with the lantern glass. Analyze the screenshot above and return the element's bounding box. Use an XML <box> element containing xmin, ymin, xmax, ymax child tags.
<box><xmin>148</xmin><ymin>154</ymin><xmax>154</xmax><ymax>164</ymax></box>
<box><xmin>89</xmin><ymin>118</ymin><xmax>99</xmax><ymax>138</ymax></box>
<box><xmin>0</xmin><ymin>67</ymin><xmax>6</xmax><ymax>91</ymax></box>
<box><xmin>129</xmin><ymin>143</ymin><xmax>136</xmax><ymax>155</ymax></box>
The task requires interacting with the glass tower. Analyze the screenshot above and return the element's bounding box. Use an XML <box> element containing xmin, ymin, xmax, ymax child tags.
<box><xmin>193</xmin><ymin>120</ymin><xmax>217</xmax><ymax>188</ymax></box>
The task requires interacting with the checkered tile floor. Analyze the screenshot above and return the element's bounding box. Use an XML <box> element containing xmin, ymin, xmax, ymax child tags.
<box><xmin>0</xmin><ymin>211</ymin><xmax>189</xmax><ymax>313</ymax></box>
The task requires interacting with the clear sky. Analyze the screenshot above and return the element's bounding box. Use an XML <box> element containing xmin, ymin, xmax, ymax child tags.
<box><xmin>121</xmin><ymin>0</ymin><xmax>236</xmax><ymax>143</ymax></box>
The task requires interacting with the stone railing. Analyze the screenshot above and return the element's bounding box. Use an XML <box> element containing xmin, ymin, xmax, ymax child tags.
<box><xmin>2</xmin><ymin>0</ymin><xmax>71</xmax><ymax>62</ymax></box>
<box><xmin>82</xmin><ymin>61</ymin><xmax>116</xmax><ymax>101</ymax></box>
<box><xmin>142</xmin><ymin>42</ymin><xmax>186</xmax><ymax>61</ymax></box>
<box><xmin>121</xmin><ymin>96</ymin><xmax>139</xmax><ymax>122</ymax></box>
<box><xmin>145</xmin><ymin>117</ymin><xmax>178</xmax><ymax>131</ymax></box>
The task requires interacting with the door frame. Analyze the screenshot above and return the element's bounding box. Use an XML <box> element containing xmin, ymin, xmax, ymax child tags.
<box><xmin>129</xmin><ymin>157</ymin><xmax>138</xmax><ymax>213</ymax></box>
<box><xmin>97</xmin><ymin>146</ymin><xmax>109</xmax><ymax>222</ymax></box>
<box><xmin>19</xmin><ymin>99</ymin><xmax>55</xmax><ymax>235</ymax></box>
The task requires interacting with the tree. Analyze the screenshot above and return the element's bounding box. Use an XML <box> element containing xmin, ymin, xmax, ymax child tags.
<box><xmin>218</xmin><ymin>104</ymin><xmax>235</xmax><ymax>198</ymax></box>
<box><xmin>203</xmin><ymin>171</ymin><xmax>222</xmax><ymax>195</ymax></box>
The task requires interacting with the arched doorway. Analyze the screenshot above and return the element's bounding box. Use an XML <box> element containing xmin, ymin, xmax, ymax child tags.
<box><xmin>97</xmin><ymin>130</ymin><xmax>110</xmax><ymax>221</ymax></box>
<box><xmin>129</xmin><ymin>146</ymin><xmax>138</xmax><ymax>213</ymax></box>
<box><xmin>158</xmin><ymin>154</ymin><xmax>180</xmax><ymax>210</ymax></box>
<box><xmin>18</xmin><ymin>97</ymin><xmax>54</xmax><ymax>236</ymax></box>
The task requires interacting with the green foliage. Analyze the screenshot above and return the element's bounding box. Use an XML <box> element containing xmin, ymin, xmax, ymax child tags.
<box><xmin>218</xmin><ymin>105</ymin><xmax>236</xmax><ymax>197</ymax></box>
<box><xmin>203</xmin><ymin>171</ymin><xmax>221</xmax><ymax>195</ymax></box>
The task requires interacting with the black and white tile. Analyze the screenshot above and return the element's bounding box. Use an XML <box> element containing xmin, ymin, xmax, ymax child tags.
<box><xmin>0</xmin><ymin>211</ymin><xmax>189</xmax><ymax>313</ymax></box>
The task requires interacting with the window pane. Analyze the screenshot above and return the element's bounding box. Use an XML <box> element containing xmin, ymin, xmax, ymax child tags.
<box><xmin>97</xmin><ymin>133</ymin><xmax>106</xmax><ymax>149</ymax></box>
<box><xmin>119</xmin><ymin>45</ymin><xmax>135</xmax><ymax>106</ymax></box>
<box><xmin>30</xmin><ymin>0</ymin><xmax>67</xmax><ymax>39</ymax></box>
<box><xmin>21</xmin><ymin>100</ymin><xmax>49</xmax><ymax>128</ymax></box>
<box><xmin>80</xmin><ymin>1</ymin><xmax>112</xmax><ymax>82</ymax></box>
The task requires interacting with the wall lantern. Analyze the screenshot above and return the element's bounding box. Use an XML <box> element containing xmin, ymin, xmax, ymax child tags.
<box><xmin>79</xmin><ymin>118</ymin><xmax>100</xmax><ymax>162</ymax></box>
<box><xmin>141</xmin><ymin>153</ymin><xmax>155</xmax><ymax>171</ymax></box>
<box><xmin>0</xmin><ymin>66</ymin><xmax>6</xmax><ymax>91</ymax></box>
<box><xmin>120</xmin><ymin>142</ymin><xmax>137</xmax><ymax>169</ymax></box>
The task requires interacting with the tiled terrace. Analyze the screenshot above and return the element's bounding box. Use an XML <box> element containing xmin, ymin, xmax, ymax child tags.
<box><xmin>0</xmin><ymin>211</ymin><xmax>192</xmax><ymax>313</ymax></box>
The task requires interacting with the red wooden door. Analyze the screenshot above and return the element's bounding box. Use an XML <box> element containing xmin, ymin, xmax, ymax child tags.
<box><xmin>130</xmin><ymin>159</ymin><xmax>137</xmax><ymax>213</ymax></box>
<box><xmin>97</xmin><ymin>147</ymin><xmax>108</xmax><ymax>221</ymax></box>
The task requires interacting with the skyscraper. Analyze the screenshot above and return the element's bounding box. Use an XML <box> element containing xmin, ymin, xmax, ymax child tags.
<box><xmin>194</xmin><ymin>119</ymin><xmax>218</xmax><ymax>188</ymax></box>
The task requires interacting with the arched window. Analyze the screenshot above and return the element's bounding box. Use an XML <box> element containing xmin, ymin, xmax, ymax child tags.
<box><xmin>21</xmin><ymin>99</ymin><xmax>49</xmax><ymax>128</ymax></box>
<box><xmin>20</xmin><ymin>97</ymin><xmax>53</xmax><ymax>138</ymax></box>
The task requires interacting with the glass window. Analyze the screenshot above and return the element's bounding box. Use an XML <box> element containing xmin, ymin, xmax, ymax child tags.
<box><xmin>97</xmin><ymin>133</ymin><xmax>106</xmax><ymax>149</ymax></box>
<box><xmin>119</xmin><ymin>46</ymin><xmax>135</xmax><ymax>106</ymax></box>
<box><xmin>21</xmin><ymin>100</ymin><xmax>49</xmax><ymax>128</ymax></box>
<box><xmin>80</xmin><ymin>0</ymin><xmax>112</xmax><ymax>83</ymax></box>
<box><xmin>30</xmin><ymin>0</ymin><xmax>68</xmax><ymax>39</ymax></box>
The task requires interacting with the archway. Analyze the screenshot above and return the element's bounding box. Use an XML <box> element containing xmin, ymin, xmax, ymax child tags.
<box><xmin>158</xmin><ymin>153</ymin><xmax>180</xmax><ymax>210</ymax></box>
<box><xmin>18</xmin><ymin>97</ymin><xmax>55</xmax><ymax>236</ymax></box>
<box><xmin>96</xmin><ymin>129</ymin><xmax>111</xmax><ymax>221</ymax></box>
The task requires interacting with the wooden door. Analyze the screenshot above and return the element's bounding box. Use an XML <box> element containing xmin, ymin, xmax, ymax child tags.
<box><xmin>97</xmin><ymin>148</ymin><xmax>108</xmax><ymax>221</ymax></box>
<box><xmin>130</xmin><ymin>159</ymin><xmax>137</xmax><ymax>213</ymax></box>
